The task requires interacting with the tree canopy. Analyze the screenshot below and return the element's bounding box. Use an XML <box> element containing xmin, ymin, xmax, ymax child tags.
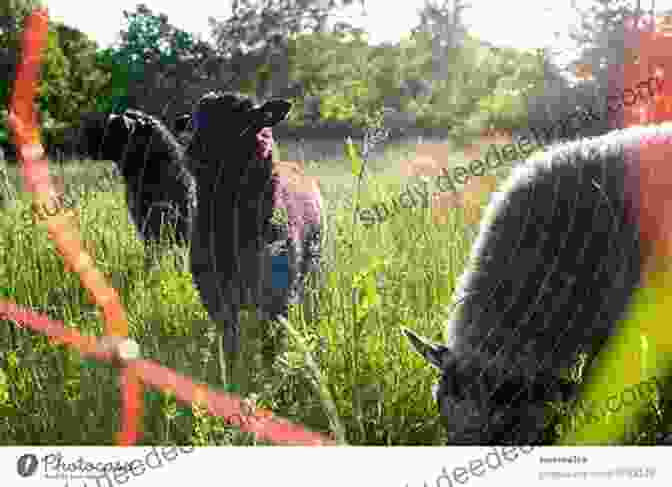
<box><xmin>3</xmin><ymin>0</ymin><xmax>629</xmax><ymax>157</ymax></box>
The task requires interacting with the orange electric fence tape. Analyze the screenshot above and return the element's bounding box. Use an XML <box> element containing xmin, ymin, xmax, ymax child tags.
<box><xmin>5</xmin><ymin>8</ymin><xmax>335</xmax><ymax>447</ymax></box>
<box><xmin>8</xmin><ymin>7</ymin><xmax>141</xmax><ymax>446</ymax></box>
<box><xmin>0</xmin><ymin>299</ymin><xmax>334</xmax><ymax>445</ymax></box>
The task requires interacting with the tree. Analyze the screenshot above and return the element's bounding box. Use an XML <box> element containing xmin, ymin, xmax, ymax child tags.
<box><xmin>0</xmin><ymin>0</ymin><xmax>45</xmax><ymax>117</ymax></box>
<box><xmin>0</xmin><ymin>1</ymin><xmax>110</xmax><ymax>156</ymax></box>
<box><xmin>98</xmin><ymin>3</ymin><xmax>220</xmax><ymax>120</ymax></box>
<box><xmin>48</xmin><ymin>23</ymin><xmax>109</xmax><ymax>123</ymax></box>
<box><xmin>0</xmin><ymin>0</ymin><xmax>43</xmax><ymax>66</ymax></box>
<box><xmin>413</xmin><ymin>0</ymin><xmax>471</xmax><ymax>83</ymax></box>
<box><xmin>209</xmin><ymin>0</ymin><xmax>363</xmax><ymax>100</ymax></box>
<box><xmin>288</xmin><ymin>26</ymin><xmax>385</xmax><ymax>127</ymax></box>
<box><xmin>561</xmin><ymin>0</ymin><xmax>643</xmax><ymax>133</ymax></box>
<box><xmin>402</xmin><ymin>0</ymin><xmax>473</xmax><ymax>132</ymax></box>
<box><xmin>568</xmin><ymin>1</ymin><xmax>646</xmax><ymax>102</ymax></box>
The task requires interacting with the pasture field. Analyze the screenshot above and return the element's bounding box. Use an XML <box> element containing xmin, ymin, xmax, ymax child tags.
<box><xmin>0</xmin><ymin>137</ymin><xmax>670</xmax><ymax>445</ymax></box>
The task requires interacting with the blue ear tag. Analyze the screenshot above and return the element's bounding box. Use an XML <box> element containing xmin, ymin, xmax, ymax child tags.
<box><xmin>271</xmin><ymin>254</ymin><xmax>290</xmax><ymax>289</ymax></box>
<box><xmin>192</xmin><ymin>110</ymin><xmax>202</xmax><ymax>131</ymax></box>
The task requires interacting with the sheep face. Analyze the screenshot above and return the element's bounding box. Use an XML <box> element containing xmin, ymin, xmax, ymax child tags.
<box><xmin>402</xmin><ymin>328</ymin><xmax>503</xmax><ymax>444</ymax></box>
<box><xmin>78</xmin><ymin>110</ymin><xmax>154</xmax><ymax>166</ymax></box>
<box><xmin>399</xmin><ymin>124</ymin><xmax>660</xmax><ymax>444</ymax></box>
<box><xmin>104</xmin><ymin>111</ymin><xmax>160</xmax><ymax>173</ymax></box>
<box><xmin>403</xmin><ymin>328</ymin><xmax>567</xmax><ymax>444</ymax></box>
<box><xmin>188</xmin><ymin>92</ymin><xmax>291</xmax><ymax>170</ymax></box>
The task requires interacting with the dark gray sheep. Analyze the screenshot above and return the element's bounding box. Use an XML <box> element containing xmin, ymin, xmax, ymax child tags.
<box><xmin>185</xmin><ymin>92</ymin><xmax>324</xmax><ymax>389</ymax></box>
<box><xmin>400</xmin><ymin>122</ymin><xmax>672</xmax><ymax>445</ymax></box>
<box><xmin>78</xmin><ymin>109</ymin><xmax>197</xmax><ymax>263</ymax></box>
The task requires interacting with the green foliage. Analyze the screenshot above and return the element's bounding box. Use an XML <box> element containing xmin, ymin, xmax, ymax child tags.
<box><xmin>0</xmin><ymin>0</ymin><xmax>552</xmax><ymax>150</ymax></box>
<box><xmin>93</xmin><ymin>48</ymin><xmax>130</xmax><ymax>114</ymax></box>
<box><xmin>0</xmin><ymin>110</ymin><xmax>8</xmax><ymax>145</ymax></box>
<box><xmin>1</xmin><ymin>136</ymin><xmax>671</xmax><ymax>445</ymax></box>
<box><xmin>1</xmin><ymin>0</ymin><xmax>667</xmax><ymax>447</ymax></box>
<box><xmin>0</xmin><ymin>2</ymin><xmax>110</xmax><ymax>156</ymax></box>
<box><xmin>290</xmin><ymin>28</ymin><xmax>389</xmax><ymax>127</ymax></box>
<box><xmin>98</xmin><ymin>4</ymin><xmax>218</xmax><ymax>117</ymax></box>
<box><xmin>344</xmin><ymin>137</ymin><xmax>364</xmax><ymax>177</ymax></box>
<box><xmin>286</xmin><ymin>22</ymin><xmax>544</xmax><ymax>134</ymax></box>
<box><xmin>477</xmin><ymin>86</ymin><xmax>527</xmax><ymax>132</ymax></box>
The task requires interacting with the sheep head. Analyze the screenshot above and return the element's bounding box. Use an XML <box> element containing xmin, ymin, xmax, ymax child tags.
<box><xmin>188</xmin><ymin>92</ymin><xmax>291</xmax><ymax>166</ymax></box>
<box><xmin>402</xmin><ymin>327</ymin><xmax>568</xmax><ymax>444</ymax></box>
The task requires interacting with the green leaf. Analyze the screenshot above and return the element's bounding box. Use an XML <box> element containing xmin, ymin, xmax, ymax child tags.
<box><xmin>146</xmin><ymin>390</ymin><xmax>162</xmax><ymax>403</ymax></box>
<box><xmin>363</xmin><ymin>272</ymin><xmax>380</xmax><ymax>307</ymax></box>
<box><xmin>357</xmin><ymin>272</ymin><xmax>380</xmax><ymax>322</ymax></box>
<box><xmin>175</xmin><ymin>406</ymin><xmax>193</xmax><ymax>418</ymax></box>
<box><xmin>80</xmin><ymin>359</ymin><xmax>98</xmax><ymax>370</ymax></box>
<box><xmin>0</xmin><ymin>368</ymin><xmax>8</xmax><ymax>404</ymax></box>
<box><xmin>344</xmin><ymin>137</ymin><xmax>363</xmax><ymax>177</ymax></box>
<box><xmin>353</xmin><ymin>267</ymin><xmax>381</xmax><ymax>323</ymax></box>
<box><xmin>6</xmin><ymin>351</ymin><xmax>18</xmax><ymax>371</ymax></box>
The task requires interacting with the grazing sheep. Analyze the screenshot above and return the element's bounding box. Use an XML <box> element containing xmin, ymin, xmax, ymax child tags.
<box><xmin>185</xmin><ymin>92</ymin><xmax>324</xmax><ymax>389</ymax></box>
<box><xmin>399</xmin><ymin>122</ymin><xmax>672</xmax><ymax>445</ymax></box>
<box><xmin>78</xmin><ymin>109</ymin><xmax>197</xmax><ymax>265</ymax></box>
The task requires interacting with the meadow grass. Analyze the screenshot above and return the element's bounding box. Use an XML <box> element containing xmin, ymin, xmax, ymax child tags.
<box><xmin>0</xmin><ymin>139</ymin><xmax>670</xmax><ymax>445</ymax></box>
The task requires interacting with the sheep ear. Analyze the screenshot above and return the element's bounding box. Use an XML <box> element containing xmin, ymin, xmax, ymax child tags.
<box><xmin>402</xmin><ymin>327</ymin><xmax>454</xmax><ymax>370</ymax></box>
<box><xmin>109</xmin><ymin>113</ymin><xmax>133</xmax><ymax>132</ymax></box>
<box><xmin>175</xmin><ymin>114</ymin><xmax>192</xmax><ymax>132</ymax></box>
<box><xmin>255</xmin><ymin>99</ymin><xmax>291</xmax><ymax>127</ymax></box>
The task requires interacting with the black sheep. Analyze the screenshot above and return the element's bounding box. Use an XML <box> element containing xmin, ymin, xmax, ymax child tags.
<box><xmin>78</xmin><ymin>109</ymin><xmax>197</xmax><ymax>264</ymax></box>
<box><xmin>400</xmin><ymin>123</ymin><xmax>672</xmax><ymax>444</ymax></box>
<box><xmin>185</xmin><ymin>92</ymin><xmax>324</xmax><ymax>389</ymax></box>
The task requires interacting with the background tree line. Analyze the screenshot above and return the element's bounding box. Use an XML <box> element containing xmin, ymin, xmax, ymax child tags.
<box><xmin>0</xmin><ymin>0</ymin><xmax>666</xmax><ymax>159</ymax></box>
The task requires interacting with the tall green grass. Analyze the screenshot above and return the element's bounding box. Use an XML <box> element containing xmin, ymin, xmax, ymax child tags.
<box><xmin>0</xmin><ymin>140</ymin><xmax>670</xmax><ymax>445</ymax></box>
